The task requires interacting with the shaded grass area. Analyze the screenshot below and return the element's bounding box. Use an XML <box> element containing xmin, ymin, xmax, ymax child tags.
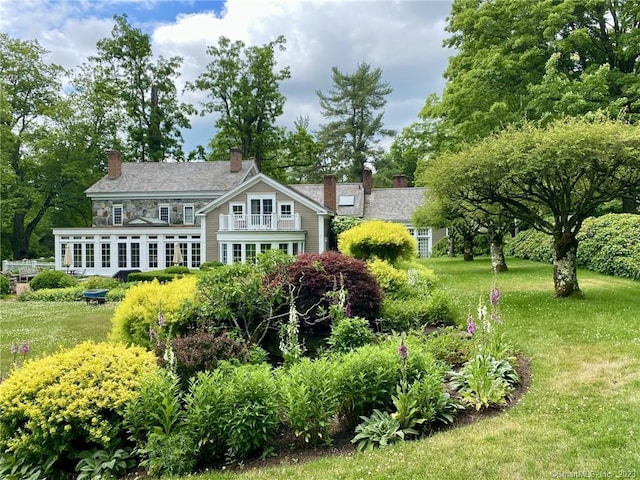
<box><xmin>194</xmin><ymin>257</ymin><xmax>640</xmax><ymax>480</ymax></box>
<box><xmin>0</xmin><ymin>301</ymin><xmax>115</xmax><ymax>377</ymax></box>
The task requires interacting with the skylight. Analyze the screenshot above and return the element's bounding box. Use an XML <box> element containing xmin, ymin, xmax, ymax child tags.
<box><xmin>338</xmin><ymin>195</ymin><xmax>355</xmax><ymax>207</ymax></box>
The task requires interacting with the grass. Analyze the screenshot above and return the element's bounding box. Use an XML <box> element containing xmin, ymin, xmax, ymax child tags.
<box><xmin>1</xmin><ymin>258</ymin><xmax>638</xmax><ymax>478</ymax></box>
<box><xmin>0</xmin><ymin>301</ymin><xmax>115</xmax><ymax>378</ymax></box>
<box><xmin>193</xmin><ymin>257</ymin><xmax>640</xmax><ymax>480</ymax></box>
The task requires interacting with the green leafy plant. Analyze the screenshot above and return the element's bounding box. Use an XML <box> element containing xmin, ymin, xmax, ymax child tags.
<box><xmin>277</xmin><ymin>358</ymin><xmax>338</xmax><ymax>446</ymax></box>
<box><xmin>328</xmin><ymin>316</ymin><xmax>375</xmax><ymax>353</ymax></box>
<box><xmin>29</xmin><ymin>270</ymin><xmax>78</xmax><ymax>290</ymax></box>
<box><xmin>351</xmin><ymin>409</ymin><xmax>412</xmax><ymax>452</ymax></box>
<box><xmin>449</xmin><ymin>353</ymin><xmax>519</xmax><ymax>410</ymax></box>
<box><xmin>0</xmin><ymin>453</ymin><xmax>56</xmax><ymax>480</ymax></box>
<box><xmin>75</xmin><ymin>448</ymin><xmax>135</xmax><ymax>480</ymax></box>
<box><xmin>391</xmin><ymin>382</ymin><xmax>426</xmax><ymax>432</ymax></box>
<box><xmin>338</xmin><ymin>219</ymin><xmax>418</xmax><ymax>263</ymax></box>
<box><xmin>0</xmin><ymin>275</ymin><xmax>10</xmax><ymax>295</ymax></box>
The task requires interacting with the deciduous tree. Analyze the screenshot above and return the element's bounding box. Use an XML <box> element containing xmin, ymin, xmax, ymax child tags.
<box><xmin>421</xmin><ymin>117</ymin><xmax>640</xmax><ymax>297</ymax></box>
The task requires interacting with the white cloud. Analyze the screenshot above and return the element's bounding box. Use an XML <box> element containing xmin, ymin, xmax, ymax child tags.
<box><xmin>1</xmin><ymin>0</ymin><xmax>454</xmax><ymax>153</ymax></box>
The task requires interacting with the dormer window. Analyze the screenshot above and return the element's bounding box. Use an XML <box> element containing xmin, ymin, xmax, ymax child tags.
<box><xmin>159</xmin><ymin>205</ymin><xmax>170</xmax><ymax>223</ymax></box>
<box><xmin>113</xmin><ymin>205</ymin><xmax>123</xmax><ymax>226</ymax></box>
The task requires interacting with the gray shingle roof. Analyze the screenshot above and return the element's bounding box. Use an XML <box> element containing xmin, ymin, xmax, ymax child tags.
<box><xmin>364</xmin><ymin>187</ymin><xmax>427</xmax><ymax>223</ymax></box>
<box><xmin>290</xmin><ymin>183</ymin><xmax>365</xmax><ymax>216</ymax></box>
<box><xmin>85</xmin><ymin>160</ymin><xmax>256</xmax><ymax>195</ymax></box>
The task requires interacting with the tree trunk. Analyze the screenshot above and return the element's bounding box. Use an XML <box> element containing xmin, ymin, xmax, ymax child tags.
<box><xmin>490</xmin><ymin>234</ymin><xmax>508</xmax><ymax>273</ymax></box>
<box><xmin>447</xmin><ymin>234</ymin><xmax>455</xmax><ymax>257</ymax></box>
<box><xmin>11</xmin><ymin>212</ymin><xmax>29</xmax><ymax>259</ymax></box>
<box><xmin>462</xmin><ymin>235</ymin><xmax>474</xmax><ymax>261</ymax></box>
<box><xmin>552</xmin><ymin>232</ymin><xmax>582</xmax><ymax>298</ymax></box>
<box><xmin>622</xmin><ymin>197</ymin><xmax>637</xmax><ymax>213</ymax></box>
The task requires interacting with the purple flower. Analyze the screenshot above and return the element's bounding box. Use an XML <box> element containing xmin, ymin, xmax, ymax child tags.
<box><xmin>21</xmin><ymin>342</ymin><xmax>29</xmax><ymax>355</ymax></box>
<box><xmin>490</xmin><ymin>285</ymin><xmax>500</xmax><ymax>306</ymax></box>
<box><xmin>149</xmin><ymin>326</ymin><xmax>156</xmax><ymax>341</ymax></box>
<box><xmin>345</xmin><ymin>302</ymin><xmax>352</xmax><ymax>318</ymax></box>
<box><xmin>466</xmin><ymin>314</ymin><xmax>476</xmax><ymax>335</ymax></box>
<box><xmin>397</xmin><ymin>344</ymin><xmax>408</xmax><ymax>361</ymax></box>
<box><xmin>158</xmin><ymin>310</ymin><xmax>165</xmax><ymax>327</ymax></box>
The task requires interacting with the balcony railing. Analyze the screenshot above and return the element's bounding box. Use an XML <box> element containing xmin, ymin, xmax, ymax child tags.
<box><xmin>219</xmin><ymin>213</ymin><xmax>302</xmax><ymax>231</ymax></box>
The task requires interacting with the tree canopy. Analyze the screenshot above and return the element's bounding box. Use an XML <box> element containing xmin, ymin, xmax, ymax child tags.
<box><xmin>188</xmin><ymin>35</ymin><xmax>291</xmax><ymax>173</ymax></box>
<box><xmin>420</xmin><ymin>117</ymin><xmax>640</xmax><ymax>297</ymax></box>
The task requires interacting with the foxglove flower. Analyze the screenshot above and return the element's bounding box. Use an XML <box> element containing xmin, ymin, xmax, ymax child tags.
<box><xmin>397</xmin><ymin>344</ymin><xmax>408</xmax><ymax>361</ymax></box>
<box><xmin>490</xmin><ymin>285</ymin><xmax>500</xmax><ymax>306</ymax></box>
<box><xmin>466</xmin><ymin>315</ymin><xmax>476</xmax><ymax>335</ymax></box>
<box><xmin>21</xmin><ymin>342</ymin><xmax>29</xmax><ymax>355</ymax></box>
<box><xmin>157</xmin><ymin>309</ymin><xmax>165</xmax><ymax>327</ymax></box>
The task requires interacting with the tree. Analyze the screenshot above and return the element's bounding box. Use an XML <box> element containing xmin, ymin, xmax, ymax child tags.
<box><xmin>338</xmin><ymin>220</ymin><xmax>417</xmax><ymax>264</ymax></box>
<box><xmin>89</xmin><ymin>15</ymin><xmax>192</xmax><ymax>162</ymax></box>
<box><xmin>421</xmin><ymin>117</ymin><xmax>640</xmax><ymax>297</ymax></box>
<box><xmin>188</xmin><ymin>36</ymin><xmax>291</xmax><ymax>172</ymax></box>
<box><xmin>317</xmin><ymin>62</ymin><xmax>394</xmax><ymax>181</ymax></box>
<box><xmin>271</xmin><ymin>117</ymin><xmax>326</xmax><ymax>183</ymax></box>
<box><xmin>421</xmin><ymin>0</ymin><xmax>640</xmax><ymax>153</ymax></box>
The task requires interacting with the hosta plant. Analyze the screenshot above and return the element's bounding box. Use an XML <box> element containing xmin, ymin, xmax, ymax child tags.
<box><xmin>351</xmin><ymin>409</ymin><xmax>415</xmax><ymax>452</ymax></box>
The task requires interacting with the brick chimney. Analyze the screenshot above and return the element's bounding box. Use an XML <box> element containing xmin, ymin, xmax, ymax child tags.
<box><xmin>362</xmin><ymin>168</ymin><xmax>372</xmax><ymax>194</ymax></box>
<box><xmin>107</xmin><ymin>150</ymin><xmax>122</xmax><ymax>179</ymax></box>
<box><xmin>323</xmin><ymin>174</ymin><xmax>337</xmax><ymax>212</ymax></box>
<box><xmin>230</xmin><ymin>147</ymin><xmax>242</xmax><ymax>173</ymax></box>
<box><xmin>392</xmin><ymin>174</ymin><xmax>408</xmax><ymax>188</ymax></box>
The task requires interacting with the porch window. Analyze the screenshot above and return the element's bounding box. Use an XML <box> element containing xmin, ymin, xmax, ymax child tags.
<box><xmin>118</xmin><ymin>243</ymin><xmax>127</xmax><ymax>268</ymax></box>
<box><xmin>101</xmin><ymin>243</ymin><xmax>111</xmax><ymax>268</ymax></box>
<box><xmin>131</xmin><ymin>243</ymin><xmax>140</xmax><ymax>268</ymax></box>
<box><xmin>149</xmin><ymin>243</ymin><xmax>158</xmax><ymax>268</ymax></box>
<box><xmin>86</xmin><ymin>244</ymin><xmax>94</xmax><ymax>268</ymax></box>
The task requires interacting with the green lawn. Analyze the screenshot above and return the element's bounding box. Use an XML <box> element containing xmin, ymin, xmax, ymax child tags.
<box><xmin>1</xmin><ymin>259</ymin><xmax>638</xmax><ymax>479</ymax></box>
<box><xmin>195</xmin><ymin>257</ymin><xmax>640</xmax><ymax>480</ymax></box>
<box><xmin>0</xmin><ymin>301</ymin><xmax>115</xmax><ymax>378</ymax></box>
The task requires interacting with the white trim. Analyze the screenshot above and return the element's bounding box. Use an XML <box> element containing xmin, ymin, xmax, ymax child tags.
<box><xmin>196</xmin><ymin>173</ymin><xmax>332</xmax><ymax>216</ymax></box>
<box><xmin>159</xmin><ymin>204</ymin><xmax>170</xmax><ymax>223</ymax></box>
<box><xmin>318</xmin><ymin>215</ymin><xmax>325</xmax><ymax>253</ymax></box>
<box><xmin>183</xmin><ymin>204</ymin><xmax>195</xmax><ymax>225</ymax></box>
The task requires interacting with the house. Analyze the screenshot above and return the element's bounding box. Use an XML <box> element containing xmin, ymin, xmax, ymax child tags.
<box><xmin>52</xmin><ymin>150</ymin><xmax>444</xmax><ymax>276</ymax></box>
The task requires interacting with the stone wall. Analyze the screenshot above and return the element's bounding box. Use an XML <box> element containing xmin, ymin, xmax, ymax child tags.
<box><xmin>92</xmin><ymin>198</ymin><xmax>212</xmax><ymax>226</ymax></box>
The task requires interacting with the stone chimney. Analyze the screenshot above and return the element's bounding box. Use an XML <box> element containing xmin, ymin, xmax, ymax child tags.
<box><xmin>323</xmin><ymin>174</ymin><xmax>337</xmax><ymax>212</ymax></box>
<box><xmin>362</xmin><ymin>168</ymin><xmax>372</xmax><ymax>194</ymax></box>
<box><xmin>392</xmin><ymin>174</ymin><xmax>408</xmax><ymax>188</ymax></box>
<box><xmin>107</xmin><ymin>150</ymin><xmax>122</xmax><ymax>179</ymax></box>
<box><xmin>230</xmin><ymin>147</ymin><xmax>242</xmax><ymax>173</ymax></box>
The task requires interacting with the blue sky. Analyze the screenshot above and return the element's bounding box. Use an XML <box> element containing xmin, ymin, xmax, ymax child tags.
<box><xmin>0</xmin><ymin>0</ymin><xmax>454</xmax><ymax>156</ymax></box>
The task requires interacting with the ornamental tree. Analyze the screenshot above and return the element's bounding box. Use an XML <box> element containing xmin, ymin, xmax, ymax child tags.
<box><xmin>338</xmin><ymin>220</ymin><xmax>417</xmax><ymax>264</ymax></box>
<box><xmin>421</xmin><ymin>117</ymin><xmax>640</xmax><ymax>297</ymax></box>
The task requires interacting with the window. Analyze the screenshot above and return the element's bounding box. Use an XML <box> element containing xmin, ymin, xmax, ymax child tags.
<box><xmin>249</xmin><ymin>195</ymin><xmax>274</xmax><ymax>228</ymax></box>
<box><xmin>279</xmin><ymin>203</ymin><xmax>293</xmax><ymax>217</ymax></box>
<box><xmin>159</xmin><ymin>205</ymin><xmax>170</xmax><ymax>223</ymax></box>
<box><xmin>118</xmin><ymin>243</ymin><xmax>127</xmax><ymax>268</ymax></box>
<box><xmin>191</xmin><ymin>243</ymin><xmax>201</xmax><ymax>267</ymax></box>
<box><xmin>73</xmin><ymin>244</ymin><xmax>82</xmax><ymax>267</ymax></box>
<box><xmin>183</xmin><ymin>205</ymin><xmax>194</xmax><ymax>225</ymax></box>
<box><xmin>131</xmin><ymin>243</ymin><xmax>140</xmax><ymax>268</ymax></box>
<box><xmin>149</xmin><ymin>243</ymin><xmax>158</xmax><ymax>268</ymax></box>
<box><xmin>260</xmin><ymin>243</ymin><xmax>272</xmax><ymax>253</ymax></box>
<box><xmin>113</xmin><ymin>205</ymin><xmax>123</xmax><ymax>225</ymax></box>
<box><xmin>101</xmin><ymin>244</ymin><xmax>111</xmax><ymax>268</ymax></box>
<box><xmin>279</xmin><ymin>243</ymin><xmax>289</xmax><ymax>254</ymax></box>
<box><xmin>292</xmin><ymin>242</ymin><xmax>299</xmax><ymax>256</ymax></box>
<box><xmin>232</xmin><ymin>243</ymin><xmax>242</xmax><ymax>263</ymax></box>
<box><xmin>221</xmin><ymin>244</ymin><xmax>228</xmax><ymax>264</ymax></box>
<box><xmin>86</xmin><ymin>244</ymin><xmax>94</xmax><ymax>268</ymax></box>
<box><xmin>246</xmin><ymin>243</ymin><xmax>256</xmax><ymax>263</ymax></box>
<box><xmin>231</xmin><ymin>203</ymin><xmax>244</xmax><ymax>215</ymax></box>
<box><xmin>165</xmin><ymin>243</ymin><xmax>174</xmax><ymax>267</ymax></box>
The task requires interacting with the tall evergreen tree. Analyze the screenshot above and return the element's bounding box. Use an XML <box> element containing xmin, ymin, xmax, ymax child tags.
<box><xmin>316</xmin><ymin>62</ymin><xmax>394</xmax><ymax>181</ymax></box>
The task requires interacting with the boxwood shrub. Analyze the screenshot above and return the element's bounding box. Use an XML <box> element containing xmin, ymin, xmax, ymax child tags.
<box><xmin>29</xmin><ymin>270</ymin><xmax>78</xmax><ymax>290</ymax></box>
<box><xmin>0</xmin><ymin>341</ymin><xmax>157</xmax><ymax>476</ymax></box>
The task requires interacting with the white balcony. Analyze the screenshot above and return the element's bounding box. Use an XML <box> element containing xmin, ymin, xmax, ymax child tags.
<box><xmin>219</xmin><ymin>213</ymin><xmax>302</xmax><ymax>231</ymax></box>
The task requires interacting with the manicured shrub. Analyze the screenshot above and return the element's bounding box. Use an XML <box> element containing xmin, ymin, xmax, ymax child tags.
<box><xmin>0</xmin><ymin>341</ymin><xmax>157</xmax><ymax>475</ymax></box>
<box><xmin>166</xmin><ymin>329</ymin><xmax>250</xmax><ymax>384</ymax></box>
<box><xmin>276</xmin><ymin>357</ymin><xmax>339</xmax><ymax>446</ymax></box>
<box><xmin>367</xmin><ymin>258</ymin><xmax>408</xmax><ymax>294</ymax></box>
<box><xmin>0</xmin><ymin>275</ymin><xmax>10</xmax><ymax>295</ymax></box>
<box><xmin>577</xmin><ymin>213</ymin><xmax>640</xmax><ymax>279</ymax></box>
<box><xmin>328</xmin><ymin>316</ymin><xmax>375</xmax><ymax>353</ymax></box>
<box><xmin>128</xmin><ymin>270</ymin><xmax>185</xmax><ymax>283</ymax></box>
<box><xmin>18</xmin><ymin>285</ymin><xmax>85</xmax><ymax>302</ymax></box>
<box><xmin>106</xmin><ymin>284</ymin><xmax>130</xmax><ymax>301</ymax></box>
<box><xmin>505</xmin><ymin>228</ymin><xmax>553</xmax><ymax>263</ymax></box>
<box><xmin>81</xmin><ymin>276</ymin><xmax>120</xmax><ymax>290</ymax></box>
<box><xmin>29</xmin><ymin>270</ymin><xmax>78</xmax><ymax>290</ymax></box>
<box><xmin>380</xmin><ymin>289</ymin><xmax>454</xmax><ymax>332</ymax></box>
<box><xmin>287</xmin><ymin>251</ymin><xmax>382</xmax><ymax>327</ymax></box>
<box><xmin>338</xmin><ymin>220</ymin><xmax>417</xmax><ymax>263</ymax></box>
<box><xmin>199</xmin><ymin>260</ymin><xmax>223</xmax><ymax>271</ymax></box>
<box><xmin>110</xmin><ymin>276</ymin><xmax>198</xmax><ymax>348</ymax></box>
<box><xmin>165</xmin><ymin>265</ymin><xmax>190</xmax><ymax>274</ymax></box>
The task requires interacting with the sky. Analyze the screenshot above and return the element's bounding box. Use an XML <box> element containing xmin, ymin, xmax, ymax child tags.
<box><xmin>0</xmin><ymin>0</ymin><xmax>454</xmax><ymax>155</ymax></box>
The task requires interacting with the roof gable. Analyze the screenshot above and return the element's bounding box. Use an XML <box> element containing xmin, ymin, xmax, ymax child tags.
<box><xmin>197</xmin><ymin>173</ymin><xmax>332</xmax><ymax>216</ymax></box>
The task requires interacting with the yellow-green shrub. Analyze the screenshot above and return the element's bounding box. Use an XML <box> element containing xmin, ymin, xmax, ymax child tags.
<box><xmin>110</xmin><ymin>276</ymin><xmax>198</xmax><ymax>347</ymax></box>
<box><xmin>0</xmin><ymin>341</ymin><xmax>157</xmax><ymax>472</ymax></box>
<box><xmin>338</xmin><ymin>220</ymin><xmax>417</xmax><ymax>263</ymax></box>
<box><xmin>366</xmin><ymin>258</ymin><xmax>408</xmax><ymax>294</ymax></box>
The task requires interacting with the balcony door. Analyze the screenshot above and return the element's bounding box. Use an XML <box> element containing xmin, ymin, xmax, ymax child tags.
<box><xmin>248</xmin><ymin>195</ymin><xmax>274</xmax><ymax>229</ymax></box>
